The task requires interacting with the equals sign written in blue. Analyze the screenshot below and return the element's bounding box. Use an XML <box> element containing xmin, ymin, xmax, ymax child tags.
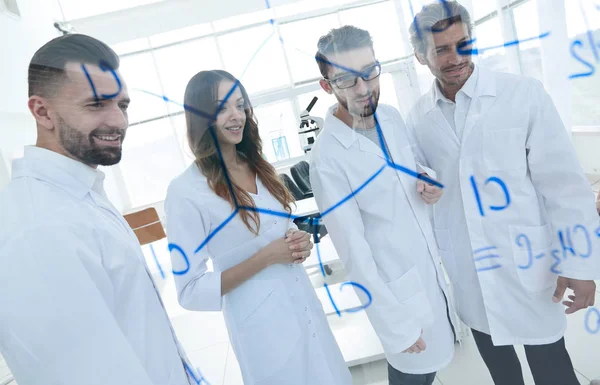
<box><xmin>473</xmin><ymin>246</ymin><xmax>502</xmax><ymax>272</ymax></box>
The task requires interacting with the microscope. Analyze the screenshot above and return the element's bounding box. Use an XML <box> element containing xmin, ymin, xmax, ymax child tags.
<box><xmin>298</xmin><ymin>97</ymin><xmax>324</xmax><ymax>153</ymax></box>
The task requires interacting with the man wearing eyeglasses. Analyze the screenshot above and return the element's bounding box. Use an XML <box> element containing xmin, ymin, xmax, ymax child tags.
<box><xmin>309</xmin><ymin>25</ymin><xmax>456</xmax><ymax>385</ymax></box>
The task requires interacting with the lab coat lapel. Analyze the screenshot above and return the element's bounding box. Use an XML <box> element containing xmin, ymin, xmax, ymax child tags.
<box><xmin>424</xmin><ymin>82</ymin><xmax>461</xmax><ymax>148</ymax></box>
<box><xmin>357</xmin><ymin>133</ymin><xmax>387</xmax><ymax>161</ymax></box>
<box><xmin>328</xmin><ymin>106</ymin><xmax>387</xmax><ymax>161</ymax></box>
<box><xmin>461</xmin><ymin>67</ymin><xmax>497</xmax><ymax>144</ymax></box>
<box><xmin>428</xmin><ymin>109</ymin><xmax>461</xmax><ymax>147</ymax></box>
<box><xmin>384</xmin><ymin>120</ymin><xmax>439</xmax><ymax>258</ymax></box>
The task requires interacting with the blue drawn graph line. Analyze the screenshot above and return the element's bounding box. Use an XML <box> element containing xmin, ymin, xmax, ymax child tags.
<box><xmin>184</xmin><ymin>361</ymin><xmax>211</xmax><ymax>385</ymax></box>
<box><xmin>149</xmin><ymin>244</ymin><xmax>166</xmax><ymax>279</ymax></box>
<box><xmin>456</xmin><ymin>33</ymin><xmax>551</xmax><ymax>56</ymax></box>
<box><xmin>312</xmin><ymin>226</ymin><xmax>373</xmax><ymax>316</ymax></box>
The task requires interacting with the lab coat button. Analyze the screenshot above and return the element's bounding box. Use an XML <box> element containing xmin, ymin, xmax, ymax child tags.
<box><xmin>305</xmin><ymin>306</ymin><xmax>308</xmax><ymax>312</ymax></box>
<box><xmin>296</xmin><ymin>277</ymin><xmax>299</xmax><ymax>282</ymax></box>
<box><xmin>312</xmin><ymin>333</ymin><xmax>316</xmax><ymax>337</ymax></box>
<box><xmin>308</xmin><ymin>320</ymin><xmax>311</xmax><ymax>324</ymax></box>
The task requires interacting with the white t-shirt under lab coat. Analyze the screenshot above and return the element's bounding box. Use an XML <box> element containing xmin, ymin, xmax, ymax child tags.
<box><xmin>164</xmin><ymin>163</ymin><xmax>352</xmax><ymax>385</ymax></box>
<box><xmin>0</xmin><ymin>146</ymin><xmax>193</xmax><ymax>385</ymax></box>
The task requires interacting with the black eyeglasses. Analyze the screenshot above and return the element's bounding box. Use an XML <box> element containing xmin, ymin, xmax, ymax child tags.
<box><xmin>326</xmin><ymin>62</ymin><xmax>382</xmax><ymax>90</ymax></box>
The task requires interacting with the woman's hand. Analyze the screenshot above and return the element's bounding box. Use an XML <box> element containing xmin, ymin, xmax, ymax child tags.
<box><xmin>262</xmin><ymin>230</ymin><xmax>313</xmax><ymax>266</ymax></box>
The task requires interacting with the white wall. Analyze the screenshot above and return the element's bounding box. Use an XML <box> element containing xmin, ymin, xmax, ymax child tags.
<box><xmin>0</xmin><ymin>112</ymin><xmax>36</xmax><ymax>181</ymax></box>
<box><xmin>0</xmin><ymin>0</ymin><xmax>63</xmax><ymax>184</ymax></box>
<box><xmin>0</xmin><ymin>0</ymin><xmax>63</xmax><ymax>115</ymax></box>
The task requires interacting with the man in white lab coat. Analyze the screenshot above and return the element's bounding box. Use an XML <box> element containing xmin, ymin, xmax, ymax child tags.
<box><xmin>0</xmin><ymin>34</ymin><xmax>198</xmax><ymax>385</ymax></box>
<box><xmin>310</xmin><ymin>25</ymin><xmax>457</xmax><ymax>385</ymax></box>
<box><xmin>405</xmin><ymin>2</ymin><xmax>599</xmax><ymax>385</ymax></box>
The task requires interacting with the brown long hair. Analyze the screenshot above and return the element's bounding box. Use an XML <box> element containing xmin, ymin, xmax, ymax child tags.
<box><xmin>184</xmin><ymin>70</ymin><xmax>294</xmax><ymax>234</ymax></box>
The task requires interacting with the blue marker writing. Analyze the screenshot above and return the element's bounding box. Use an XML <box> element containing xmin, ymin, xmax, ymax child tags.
<box><xmin>550</xmin><ymin>248</ymin><xmax>563</xmax><ymax>275</ymax></box>
<box><xmin>473</xmin><ymin>246</ymin><xmax>502</xmax><ymax>272</ymax></box>
<box><xmin>471</xmin><ymin>176</ymin><xmax>511</xmax><ymax>217</ymax></box>
<box><xmin>572</xmin><ymin>224</ymin><xmax>592</xmax><ymax>258</ymax></box>
<box><xmin>515</xmin><ymin>234</ymin><xmax>545</xmax><ymax>270</ymax></box>
<box><xmin>184</xmin><ymin>361</ymin><xmax>211</xmax><ymax>385</ymax></box>
<box><xmin>569</xmin><ymin>39</ymin><xmax>596</xmax><ymax>79</ymax></box>
<box><xmin>149</xmin><ymin>243</ymin><xmax>166</xmax><ymax>279</ymax></box>
<box><xmin>81</xmin><ymin>61</ymin><xmax>123</xmax><ymax>102</ymax></box>
<box><xmin>168</xmin><ymin>243</ymin><xmax>191</xmax><ymax>276</ymax></box>
<box><xmin>585</xmin><ymin>307</ymin><xmax>600</xmax><ymax>334</ymax></box>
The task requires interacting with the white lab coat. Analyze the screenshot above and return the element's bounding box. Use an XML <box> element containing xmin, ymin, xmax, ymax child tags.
<box><xmin>0</xmin><ymin>146</ymin><xmax>194</xmax><ymax>385</ymax></box>
<box><xmin>164</xmin><ymin>163</ymin><xmax>352</xmax><ymax>385</ymax></box>
<box><xmin>405</xmin><ymin>65</ymin><xmax>600</xmax><ymax>346</ymax></box>
<box><xmin>309</xmin><ymin>104</ymin><xmax>456</xmax><ymax>374</ymax></box>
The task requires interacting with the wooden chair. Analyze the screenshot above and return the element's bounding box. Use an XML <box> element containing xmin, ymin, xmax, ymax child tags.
<box><xmin>124</xmin><ymin>207</ymin><xmax>166</xmax><ymax>245</ymax></box>
<box><xmin>124</xmin><ymin>207</ymin><xmax>168</xmax><ymax>290</ymax></box>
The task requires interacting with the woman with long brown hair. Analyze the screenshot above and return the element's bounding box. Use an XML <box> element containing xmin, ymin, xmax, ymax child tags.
<box><xmin>165</xmin><ymin>70</ymin><xmax>351</xmax><ymax>385</ymax></box>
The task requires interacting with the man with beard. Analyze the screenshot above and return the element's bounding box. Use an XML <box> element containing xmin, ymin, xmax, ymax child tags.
<box><xmin>0</xmin><ymin>34</ymin><xmax>198</xmax><ymax>385</ymax></box>
<box><xmin>309</xmin><ymin>25</ymin><xmax>456</xmax><ymax>385</ymax></box>
<box><xmin>405</xmin><ymin>2</ymin><xmax>599</xmax><ymax>385</ymax></box>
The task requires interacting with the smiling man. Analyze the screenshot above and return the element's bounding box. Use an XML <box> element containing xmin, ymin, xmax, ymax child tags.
<box><xmin>0</xmin><ymin>34</ymin><xmax>197</xmax><ymax>385</ymax></box>
<box><xmin>405</xmin><ymin>2</ymin><xmax>599</xmax><ymax>385</ymax></box>
<box><xmin>309</xmin><ymin>25</ymin><xmax>456</xmax><ymax>385</ymax></box>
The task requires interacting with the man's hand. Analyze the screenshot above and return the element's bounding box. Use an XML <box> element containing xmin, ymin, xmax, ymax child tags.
<box><xmin>552</xmin><ymin>276</ymin><xmax>596</xmax><ymax>314</ymax></box>
<box><xmin>417</xmin><ymin>173</ymin><xmax>442</xmax><ymax>205</ymax></box>
<box><xmin>402</xmin><ymin>330</ymin><xmax>427</xmax><ymax>354</ymax></box>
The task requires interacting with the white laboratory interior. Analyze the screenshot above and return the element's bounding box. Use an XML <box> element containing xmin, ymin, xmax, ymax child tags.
<box><xmin>1</xmin><ymin>0</ymin><xmax>600</xmax><ymax>384</ymax></box>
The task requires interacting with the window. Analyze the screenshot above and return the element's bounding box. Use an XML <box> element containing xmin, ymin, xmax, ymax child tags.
<box><xmin>120</xmin><ymin>118</ymin><xmax>185</xmax><ymax>207</ymax></box>
<box><xmin>212</xmin><ymin>8</ymin><xmax>274</xmax><ymax>32</ymax></box>
<box><xmin>171</xmin><ymin>114</ymin><xmax>196</xmax><ymax>167</ymax></box>
<box><xmin>253</xmin><ymin>100</ymin><xmax>302</xmax><ymax>162</ymax></box>
<box><xmin>401</xmin><ymin>0</ymin><xmax>430</xmax><ymax>26</ymax></box>
<box><xmin>513</xmin><ymin>0</ymin><xmax>544</xmax><ymax>82</ymax></box>
<box><xmin>218</xmin><ymin>24</ymin><xmax>291</xmax><ymax>94</ymax></box>
<box><xmin>279</xmin><ymin>14</ymin><xmax>340</xmax><ymax>83</ymax></box>
<box><xmin>297</xmin><ymin>88</ymin><xmax>337</xmax><ymax>122</ymax></box>
<box><xmin>111</xmin><ymin>38</ymin><xmax>151</xmax><ymax>56</ymax></box>
<box><xmin>565</xmin><ymin>0</ymin><xmax>600</xmax><ymax>38</ymax></box>
<box><xmin>473</xmin><ymin>0</ymin><xmax>497</xmax><ymax>21</ymax></box>
<box><xmin>378</xmin><ymin>73</ymin><xmax>401</xmax><ymax>112</ymax></box>
<box><xmin>153</xmin><ymin>37</ymin><xmax>223</xmax><ymax>114</ymax></box>
<box><xmin>149</xmin><ymin>23</ymin><xmax>214</xmax><ymax>47</ymax></box>
<box><xmin>565</xmin><ymin>0</ymin><xmax>600</xmax><ymax>127</ymax></box>
<box><xmin>274</xmin><ymin>0</ymin><xmax>356</xmax><ymax>19</ymax></box>
<box><xmin>339</xmin><ymin>1</ymin><xmax>407</xmax><ymax>60</ymax></box>
<box><xmin>118</xmin><ymin>53</ymin><xmax>169</xmax><ymax>123</ymax></box>
<box><xmin>58</xmin><ymin>0</ymin><xmax>164</xmax><ymax>20</ymax></box>
<box><xmin>474</xmin><ymin>17</ymin><xmax>509</xmax><ymax>73</ymax></box>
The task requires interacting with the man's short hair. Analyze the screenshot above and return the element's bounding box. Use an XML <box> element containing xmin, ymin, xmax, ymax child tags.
<box><xmin>409</xmin><ymin>1</ymin><xmax>473</xmax><ymax>57</ymax></box>
<box><xmin>28</xmin><ymin>34</ymin><xmax>120</xmax><ymax>98</ymax></box>
<box><xmin>315</xmin><ymin>25</ymin><xmax>374</xmax><ymax>78</ymax></box>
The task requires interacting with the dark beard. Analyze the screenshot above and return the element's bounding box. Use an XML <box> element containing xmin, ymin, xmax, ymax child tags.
<box><xmin>58</xmin><ymin>117</ymin><xmax>125</xmax><ymax>166</ymax></box>
<box><xmin>336</xmin><ymin>90</ymin><xmax>380</xmax><ymax>118</ymax></box>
